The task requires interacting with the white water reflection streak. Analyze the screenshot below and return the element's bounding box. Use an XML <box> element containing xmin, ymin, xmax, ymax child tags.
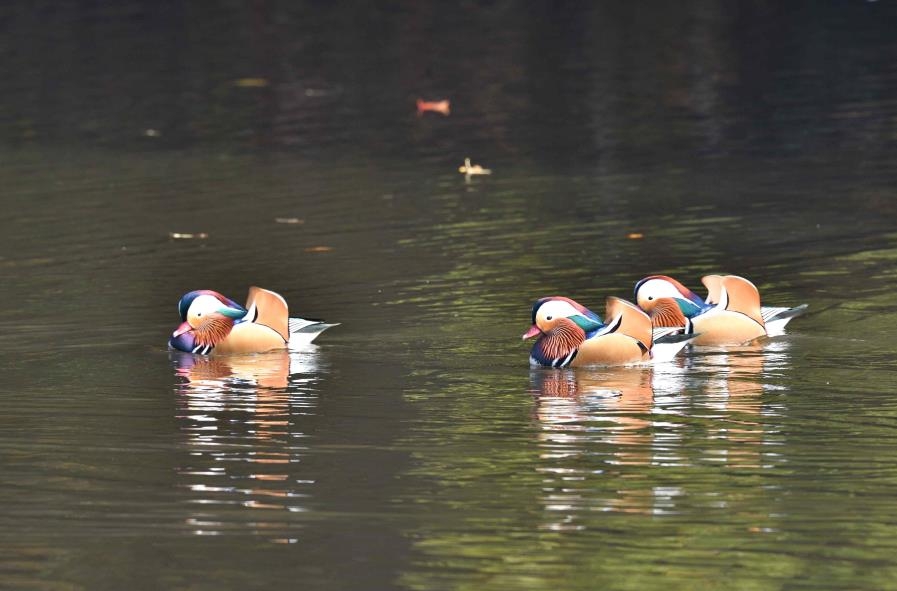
<box><xmin>171</xmin><ymin>347</ymin><xmax>325</xmax><ymax>540</ymax></box>
<box><xmin>530</xmin><ymin>341</ymin><xmax>790</xmax><ymax>530</ymax></box>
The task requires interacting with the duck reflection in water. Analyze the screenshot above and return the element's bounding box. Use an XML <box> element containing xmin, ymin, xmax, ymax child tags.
<box><xmin>692</xmin><ymin>340</ymin><xmax>791</xmax><ymax>470</ymax></box>
<box><xmin>529</xmin><ymin>342</ymin><xmax>789</xmax><ymax>526</ymax></box>
<box><xmin>171</xmin><ymin>347</ymin><xmax>322</xmax><ymax>391</ymax></box>
<box><xmin>170</xmin><ymin>348</ymin><xmax>326</xmax><ymax>540</ymax></box>
<box><xmin>530</xmin><ymin>364</ymin><xmax>687</xmax><ymax>460</ymax></box>
<box><xmin>530</xmin><ymin>365</ymin><xmax>674</xmax><ymax>524</ymax></box>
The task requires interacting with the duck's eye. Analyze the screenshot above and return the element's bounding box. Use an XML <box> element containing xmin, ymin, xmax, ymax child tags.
<box><xmin>647</xmin><ymin>296</ymin><xmax>653</xmax><ymax>301</ymax></box>
<box><xmin>197</xmin><ymin>312</ymin><xmax>203</xmax><ymax>317</ymax></box>
<box><xmin>546</xmin><ymin>315</ymin><xmax>553</xmax><ymax>321</ymax></box>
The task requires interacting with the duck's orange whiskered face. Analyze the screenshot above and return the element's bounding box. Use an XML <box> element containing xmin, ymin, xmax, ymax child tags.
<box><xmin>185</xmin><ymin>294</ymin><xmax>231</xmax><ymax>328</ymax></box>
<box><xmin>523</xmin><ymin>299</ymin><xmax>587</xmax><ymax>339</ymax></box>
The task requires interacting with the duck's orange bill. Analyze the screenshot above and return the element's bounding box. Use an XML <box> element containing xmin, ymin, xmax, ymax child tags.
<box><xmin>522</xmin><ymin>325</ymin><xmax>541</xmax><ymax>340</ymax></box>
<box><xmin>173</xmin><ymin>321</ymin><xmax>193</xmax><ymax>338</ymax></box>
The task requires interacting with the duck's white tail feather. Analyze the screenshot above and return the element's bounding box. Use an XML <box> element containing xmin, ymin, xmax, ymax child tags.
<box><xmin>762</xmin><ymin>304</ymin><xmax>808</xmax><ymax>337</ymax></box>
<box><xmin>650</xmin><ymin>323</ymin><xmax>698</xmax><ymax>363</ymax></box>
<box><xmin>287</xmin><ymin>317</ymin><xmax>338</xmax><ymax>349</ymax></box>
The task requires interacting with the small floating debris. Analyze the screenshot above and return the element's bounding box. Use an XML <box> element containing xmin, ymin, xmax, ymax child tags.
<box><xmin>234</xmin><ymin>78</ymin><xmax>269</xmax><ymax>88</ymax></box>
<box><xmin>169</xmin><ymin>232</ymin><xmax>209</xmax><ymax>240</ymax></box>
<box><xmin>275</xmin><ymin>217</ymin><xmax>304</xmax><ymax>225</ymax></box>
<box><xmin>459</xmin><ymin>157</ymin><xmax>492</xmax><ymax>179</ymax></box>
<box><xmin>304</xmin><ymin>246</ymin><xmax>333</xmax><ymax>253</ymax></box>
<box><xmin>416</xmin><ymin>98</ymin><xmax>451</xmax><ymax>116</ymax></box>
<box><xmin>0</xmin><ymin>257</ymin><xmax>53</xmax><ymax>268</ymax></box>
<box><xmin>144</xmin><ymin>128</ymin><xmax>160</xmax><ymax>137</ymax></box>
<box><xmin>627</xmin><ymin>232</ymin><xmax>644</xmax><ymax>240</ymax></box>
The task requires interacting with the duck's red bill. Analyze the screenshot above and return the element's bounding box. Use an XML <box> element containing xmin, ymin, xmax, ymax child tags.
<box><xmin>172</xmin><ymin>321</ymin><xmax>193</xmax><ymax>338</ymax></box>
<box><xmin>522</xmin><ymin>325</ymin><xmax>541</xmax><ymax>340</ymax></box>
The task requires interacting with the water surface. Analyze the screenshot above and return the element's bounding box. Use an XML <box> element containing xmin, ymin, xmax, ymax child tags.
<box><xmin>2</xmin><ymin>2</ymin><xmax>897</xmax><ymax>590</ymax></box>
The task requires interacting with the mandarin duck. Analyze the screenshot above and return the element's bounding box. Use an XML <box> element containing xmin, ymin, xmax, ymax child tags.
<box><xmin>634</xmin><ymin>274</ymin><xmax>807</xmax><ymax>346</ymax></box>
<box><xmin>522</xmin><ymin>296</ymin><xmax>696</xmax><ymax>368</ymax></box>
<box><xmin>169</xmin><ymin>287</ymin><xmax>336</xmax><ymax>355</ymax></box>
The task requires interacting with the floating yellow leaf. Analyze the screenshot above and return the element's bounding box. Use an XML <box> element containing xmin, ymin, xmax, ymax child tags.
<box><xmin>304</xmin><ymin>246</ymin><xmax>333</xmax><ymax>253</ymax></box>
<box><xmin>234</xmin><ymin>78</ymin><xmax>269</xmax><ymax>88</ymax></box>
<box><xmin>627</xmin><ymin>233</ymin><xmax>644</xmax><ymax>240</ymax></box>
<box><xmin>170</xmin><ymin>232</ymin><xmax>209</xmax><ymax>240</ymax></box>
<box><xmin>458</xmin><ymin>157</ymin><xmax>492</xmax><ymax>179</ymax></box>
<box><xmin>275</xmin><ymin>217</ymin><xmax>304</xmax><ymax>224</ymax></box>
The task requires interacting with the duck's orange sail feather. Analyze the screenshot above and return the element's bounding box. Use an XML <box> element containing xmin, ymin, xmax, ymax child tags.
<box><xmin>604</xmin><ymin>297</ymin><xmax>653</xmax><ymax>351</ymax></box>
<box><xmin>719</xmin><ymin>275</ymin><xmax>764</xmax><ymax>327</ymax></box>
<box><xmin>245</xmin><ymin>286</ymin><xmax>290</xmax><ymax>343</ymax></box>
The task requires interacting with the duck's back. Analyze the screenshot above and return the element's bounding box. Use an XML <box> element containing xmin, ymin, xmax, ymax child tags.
<box><xmin>214</xmin><ymin>323</ymin><xmax>287</xmax><ymax>354</ymax></box>
<box><xmin>692</xmin><ymin>276</ymin><xmax>766</xmax><ymax>345</ymax></box>
<box><xmin>214</xmin><ymin>287</ymin><xmax>290</xmax><ymax>354</ymax></box>
<box><xmin>245</xmin><ymin>286</ymin><xmax>290</xmax><ymax>341</ymax></box>
<box><xmin>571</xmin><ymin>298</ymin><xmax>652</xmax><ymax>366</ymax></box>
<box><xmin>572</xmin><ymin>333</ymin><xmax>647</xmax><ymax>366</ymax></box>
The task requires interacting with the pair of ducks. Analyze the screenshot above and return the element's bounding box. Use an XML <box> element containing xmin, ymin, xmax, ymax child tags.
<box><xmin>169</xmin><ymin>275</ymin><xmax>807</xmax><ymax>367</ymax></box>
<box><xmin>524</xmin><ymin>274</ymin><xmax>807</xmax><ymax>368</ymax></box>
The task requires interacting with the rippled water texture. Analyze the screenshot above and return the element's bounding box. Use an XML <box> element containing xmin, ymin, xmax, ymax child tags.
<box><xmin>2</xmin><ymin>2</ymin><xmax>897</xmax><ymax>590</ymax></box>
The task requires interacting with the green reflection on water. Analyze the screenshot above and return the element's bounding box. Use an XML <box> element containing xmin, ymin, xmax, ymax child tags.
<box><xmin>381</xmin><ymin>166</ymin><xmax>897</xmax><ymax>590</ymax></box>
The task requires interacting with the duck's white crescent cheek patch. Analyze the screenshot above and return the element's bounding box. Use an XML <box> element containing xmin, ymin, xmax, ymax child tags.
<box><xmin>538</xmin><ymin>300</ymin><xmax>581</xmax><ymax>322</ymax></box>
<box><xmin>189</xmin><ymin>295</ymin><xmax>225</xmax><ymax>316</ymax></box>
<box><xmin>639</xmin><ymin>280</ymin><xmax>681</xmax><ymax>300</ymax></box>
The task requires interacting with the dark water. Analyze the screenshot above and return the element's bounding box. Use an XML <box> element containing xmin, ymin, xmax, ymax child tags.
<box><xmin>2</xmin><ymin>2</ymin><xmax>897</xmax><ymax>590</ymax></box>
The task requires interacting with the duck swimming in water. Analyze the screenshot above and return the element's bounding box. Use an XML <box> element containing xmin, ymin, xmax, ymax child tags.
<box><xmin>523</xmin><ymin>296</ymin><xmax>696</xmax><ymax>368</ymax></box>
<box><xmin>169</xmin><ymin>286</ymin><xmax>336</xmax><ymax>355</ymax></box>
<box><xmin>634</xmin><ymin>274</ymin><xmax>806</xmax><ymax>346</ymax></box>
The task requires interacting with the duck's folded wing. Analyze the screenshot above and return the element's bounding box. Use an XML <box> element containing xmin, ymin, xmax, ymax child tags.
<box><xmin>701</xmin><ymin>275</ymin><xmax>724</xmax><ymax>304</ymax></box>
<box><xmin>762</xmin><ymin>304</ymin><xmax>808</xmax><ymax>336</ymax></box>
<box><xmin>718</xmin><ymin>275</ymin><xmax>765</xmax><ymax>327</ymax></box>
<box><xmin>288</xmin><ymin>317</ymin><xmax>338</xmax><ymax>349</ymax></box>
<box><xmin>604</xmin><ymin>297</ymin><xmax>653</xmax><ymax>351</ymax></box>
<box><xmin>245</xmin><ymin>286</ymin><xmax>290</xmax><ymax>342</ymax></box>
